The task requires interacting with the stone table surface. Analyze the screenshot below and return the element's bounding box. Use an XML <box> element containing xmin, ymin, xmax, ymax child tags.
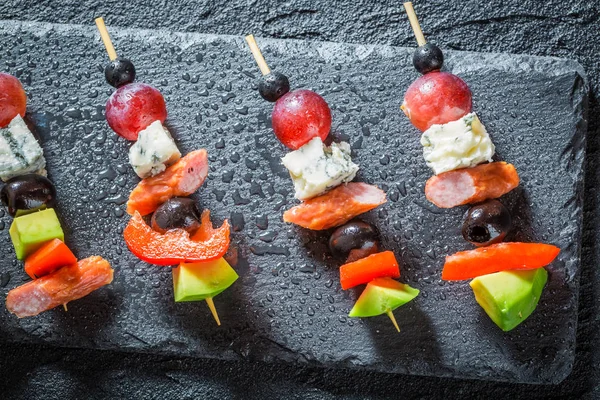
<box><xmin>0</xmin><ymin>0</ymin><xmax>599</xmax><ymax>399</ymax></box>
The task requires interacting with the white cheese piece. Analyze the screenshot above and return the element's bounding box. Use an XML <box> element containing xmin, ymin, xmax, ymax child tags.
<box><xmin>128</xmin><ymin>120</ymin><xmax>181</xmax><ymax>178</ymax></box>
<box><xmin>0</xmin><ymin>115</ymin><xmax>46</xmax><ymax>182</ymax></box>
<box><xmin>281</xmin><ymin>137</ymin><xmax>359</xmax><ymax>200</ymax></box>
<box><xmin>420</xmin><ymin>113</ymin><xmax>495</xmax><ymax>175</ymax></box>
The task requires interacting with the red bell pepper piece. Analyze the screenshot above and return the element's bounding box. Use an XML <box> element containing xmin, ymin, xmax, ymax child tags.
<box><xmin>123</xmin><ymin>209</ymin><xmax>230</xmax><ymax>266</ymax></box>
<box><xmin>339</xmin><ymin>251</ymin><xmax>400</xmax><ymax>290</ymax></box>
<box><xmin>442</xmin><ymin>242</ymin><xmax>560</xmax><ymax>281</ymax></box>
<box><xmin>24</xmin><ymin>238</ymin><xmax>78</xmax><ymax>279</ymax></box>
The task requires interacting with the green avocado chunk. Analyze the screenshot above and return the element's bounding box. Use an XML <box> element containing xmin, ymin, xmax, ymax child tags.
<box><xmin>349</xmin><ymin>277</ymin><xmax>420</xmax><ymax>318</ymax></box>
<box><xmin>173</xmin><ymin>257</ymin><xmax>239</xmax><ymax>302</ymax></box>
<box><xmin>9</xmin><ymin>208</ymin><xmax>64</xmax><ymax>260</ymax></box>
<box><xmin>470</xmin><ymin>268</ymin><xmax>548</xmax><ymax>332</ymax></box>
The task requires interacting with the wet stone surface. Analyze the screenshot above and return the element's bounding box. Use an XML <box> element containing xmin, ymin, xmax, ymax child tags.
<box><xmin>0</xmin><ymin>21</ymin><xmax>588</xmax><ymax>384</ymax></box>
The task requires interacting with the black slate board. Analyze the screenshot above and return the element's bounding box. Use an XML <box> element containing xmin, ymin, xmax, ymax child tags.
<box><xmin>0</xmin><ymin>20</ymin><xmax>588</xmax><ymax>384</ymax></box>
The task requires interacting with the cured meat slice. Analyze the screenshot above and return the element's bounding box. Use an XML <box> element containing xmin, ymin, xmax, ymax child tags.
<box><xmin>6</xmin><ymin>256</ymin><xmax>113</xmax><ymax>318</ymax></box>
<box><xmin>283</xmin><ymin>182</ymin><xmax>386</xmax><ymax>230</ymax></box>
<box><xmin>425</xmin><ymin>162</ymin><xmax>519</xmax><ymax>208</ymax></box>
<box><xmin>127</xmin><ymin>149</ymin><xmax>208</xmax><ymax>216</ymax></box>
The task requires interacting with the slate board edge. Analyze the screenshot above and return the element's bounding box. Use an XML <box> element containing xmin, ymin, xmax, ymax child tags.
<box><xmin>0</xmin><ymin>19</ymin><xmax>590</xmax><ymax>385</ymax></box>
<box><xmin>557</xmin><ymin>61</ymin><xmax>589</xmax><ymax>384</ymax></box>
<box><xmin>0</xmin><ymin>19</ymin><xmax>589</xmax><ymax>81</ymax></box>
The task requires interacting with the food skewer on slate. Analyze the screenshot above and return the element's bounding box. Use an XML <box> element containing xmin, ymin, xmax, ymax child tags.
<box><xmin>245</xmin><ymin>35</ymin><xmax>419</xmax><ymax>332</ymax></box>
<box><xmin>401</xmin><ymin>2</ymin><xmax>561</xmax><ymax>331</ymax></box>
<box><xmin>0</xmin><ymin>73</ymin><xmax>114</xmax><ymax>318</ymax></box>
<box><xmin>95</xmin><ymin>17</ymin><xmax>238</xmax><ymax>326</ymax></box>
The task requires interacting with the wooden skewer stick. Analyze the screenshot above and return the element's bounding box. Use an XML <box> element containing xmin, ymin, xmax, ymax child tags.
<box><xmin>386</xmin><ymin>309</ymin><xmax>400</xmax><ymax>333</ymax></box>
<box><xmin>403</xmin><ymin>2</ymin><xmax>427</xmax><ymax>47</ymax></box>
<box><xmin>245</xmin><ymin>34</ymin><xmax>271</xmax><ymax>76</ymax></box>
<box><xmin>205</xmin><ymin>297</ymin><xmax>221</xmax><ymax>326</ymax></box>
<box><xmin>95</xmin><ymin>17</ymin><xmax>118</xmax><ymax>61</ymax></box>
<box><xmin>63</xmin><ymin>303</ymin><xmax>68</xmax><ymax>312</ymax></box>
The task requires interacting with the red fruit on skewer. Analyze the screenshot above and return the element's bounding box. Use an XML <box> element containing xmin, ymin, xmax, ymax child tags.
<box><xmin>0</xmin><ymin>72</ymin><xmax>27</xmax><ymax>128</ymax></box>
<box><xmin>401</xmin><ymin>71</ymin><xmax>472</xmax><ymax>132</ymax></box>
<box><xmin>105</xmin><ymin>82</ymin><xmax>167</xmax><ymax>140</ymax></box>
<box><xmin>245</xmin><ymin>35</ymin><xmax>331</xmax><ymax>150</ymax></box>
<box><xmin>401</xmin><ymin>3</ymin><xmax>473</xmax><ymax>132</ymax></box>
<box><xmin>272</xmin><ymin>89</ymin><xmax>331</xmax><ymax>150</ymax></box>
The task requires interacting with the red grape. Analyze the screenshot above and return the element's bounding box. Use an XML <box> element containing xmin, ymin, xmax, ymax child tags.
<box><xmin>272</xmin><ymin>89</ymin><xmax>331</xmax><ymax>149</ymax></box>
<box><xmin>105</xmin><ymin>82</ymin><xmax>167</xmax><ymax>140</ymax></box>
<box><xmin>0</xmin><ymin>73</ymin><xmax>27</xmax><ymax>128</ymax></box>
<box><xmin>401</xmin><ymin>71</ymin><xmax>472</xmax><ymax>132</ymax></box>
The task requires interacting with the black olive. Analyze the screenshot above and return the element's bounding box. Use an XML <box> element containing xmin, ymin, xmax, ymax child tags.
<box><xmin>413</xmin><ymin>43</ymin><xmax>444</xmax><ymax>74</ymax></box>
<box><xmin>0</xmin><ymin>174</ymin><xmax>56</xmax><ymax>217</ymax></box>
<box><xmin>462</xmin><ymin>200</ymin><xmax>512</xmax><ymax>247</ymax></box>
<box><xmin>329</xmin><ymin>221</ymin><xmax>380</xmax><ymax>263</ymax></box>
<box><xmin>151</xmin><ymin>197</ymin><xmax>202</xmax><ymax>234</ymax></box>
<box><xmin>104</xmin><ymin>57</ymin><xmax>136</xmax><ymax>88</ymax></box>
<box><xmin>258</xmin><ymin>71</ymin><xmax>290</xmax><ymax>102</ymax></box>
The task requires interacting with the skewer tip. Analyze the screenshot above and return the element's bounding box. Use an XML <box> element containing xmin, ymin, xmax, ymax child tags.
<box><xmin>244</xmin><ymin>34</ymin><xmax>271</xmax><ymax>76</ymax></box>
<box><xmin>95</xmin><ymin>16</ymin><xmax>118</xmax><ymax>61</ymax></box>
<box><xmin>205</xmin><ymin>297</ymin><xmax>221</xmax><ymax>326</ymax></box>
<box><xmin>386</xmin><ymin>309</ymin><xmax>400</xmax><ymax>333</ymax></box>
<box><xmin>403</xmin><ymin>2</ymin><xmax>427</xmax><ymax>47</ymax></box>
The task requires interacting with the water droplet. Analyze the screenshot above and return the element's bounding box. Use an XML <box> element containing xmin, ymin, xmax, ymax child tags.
<box><xmin>232</xmin><ymin>190</ymin><xmax>250</xmax><ymax>205</ymax></box>
<box><xmin>222</xmin><ymin>170</ymin><xmax>234</xmax><ymax>183</ymax></box>
<box><xmin>235</xmin><ymin>106</ymin><xmax>248</xmax><ymax>115</ymax></box>
<box><xmin>0</xmin><ymin>272</ymin><xmax>10</xmax><ymax>287</ymax></box>
<box><xmin>299</xmin><ymin>264</ymin><xmax>315</xmax><ymax>273</ymax></box>
<box><xmin>230</xmin><ymin>212</ymin><xmax>245</xmax><ymax>231</ymax></box>
<box><xmin>232</xmin><ymin>122</ymin><xmax>245</xmax><ymax>133</ymax></box>
<box><xmin>254</xmin><ymin>214</ymin><xmax>268</xmax><ymax>230</ymax></box>
<box><xmin>221</xmin><ymin>92</ymin><xmax>235</xmax><ymax>104</ymax></box>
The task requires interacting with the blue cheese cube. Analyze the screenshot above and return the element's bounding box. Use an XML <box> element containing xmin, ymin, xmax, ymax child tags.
<box><xmin>128</xmin><ymin>121</ymin><xmax>181</xmax><ymax>178</ymax></box>
<box><xmin>420</xmin><ymin>113</ymin><xmax>495</xmax><ymax>175</ymax></box>
<box><xmin>281</xmin><ymin>137</ymin><xmax>359</xmax><ymax>200</ymax></box>
<box><xmin>0</xmin><ymin>115</ymin><xmax>46</xmax><ymax>182</ymax></box>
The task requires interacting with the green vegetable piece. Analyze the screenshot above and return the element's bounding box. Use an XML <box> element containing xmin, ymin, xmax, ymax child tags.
<box><xmin>349</xmin><ymin>277</ymin><xmax>419</xmax><ymax>318</ymax></box>
<box><xmin>173</xmin><ymin>257</ymin><xmax>239</xmax><ymax>302</ymax></box>
<box><xmin>9</xmin><ymin>208</ymin><xmax>64</xmax><ymax>260</ymax></box>
<box><xmin>15</xmin><ymin>205</ymin><xmax>47</xmax><ymax>217</ymax></box>
<box><xmin>470</xmin><ymin>268</ymin><xmax>548</xmax><ymax>332</ymax></box>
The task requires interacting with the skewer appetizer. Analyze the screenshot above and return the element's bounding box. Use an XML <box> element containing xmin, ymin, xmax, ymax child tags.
<box><xmin>402</xmin><ymin>2</ymin><xmax>560</xmax><ymax>331</ymax></box>
<box><xmin>95</xmin><ymin>18</ymin><xmax>237</xmax><ymax>325</ymax></box>
<box><xmin>245</xmin><ymin>35</ymin><xmax>419</xmax><ymax>331</ymax></box>
<box><xmin>0</xmin><ymin>73</ymin><xmax>114</xmax><ymax>318</ymax></box>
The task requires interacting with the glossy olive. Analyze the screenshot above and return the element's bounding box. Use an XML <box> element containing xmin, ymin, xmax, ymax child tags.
<box><xmin>329</xmin><ymin>221</ymin><xmax>380</xmax><ymax>262</ymax></box>
<box><xmin>151</xmin><ymin>197</ymin><xmax>202</xmax><ymax>234</ymax></box>
<box><xmin>104</xmin><ymin>57</ymin><xmax>136</xmax><ymax>88</ymax></box>
<box><xmin>258</xmin><ymin>71</ymin><xmax>290</xmax><ymax>102</ymax></box>
<box><xmin>413</xmin><ymin>43</ymin><xmax>444</xmax><ymax>74</ymax></box>
<box><xmin>0</xmin><ymin>174</ymin><xmax>57</xmax><ymax>217</ymax></box>
<box><xmin>462</xmin><ymin>199</ymin><xmax>512</xmax><ymax>247</ymax></box>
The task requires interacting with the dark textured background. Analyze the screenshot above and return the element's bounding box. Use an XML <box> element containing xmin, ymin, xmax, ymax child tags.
<box><xmin>0</xmin><ymin>0</ymin><xmax>598</xmax><ymax>398</ymax></box>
